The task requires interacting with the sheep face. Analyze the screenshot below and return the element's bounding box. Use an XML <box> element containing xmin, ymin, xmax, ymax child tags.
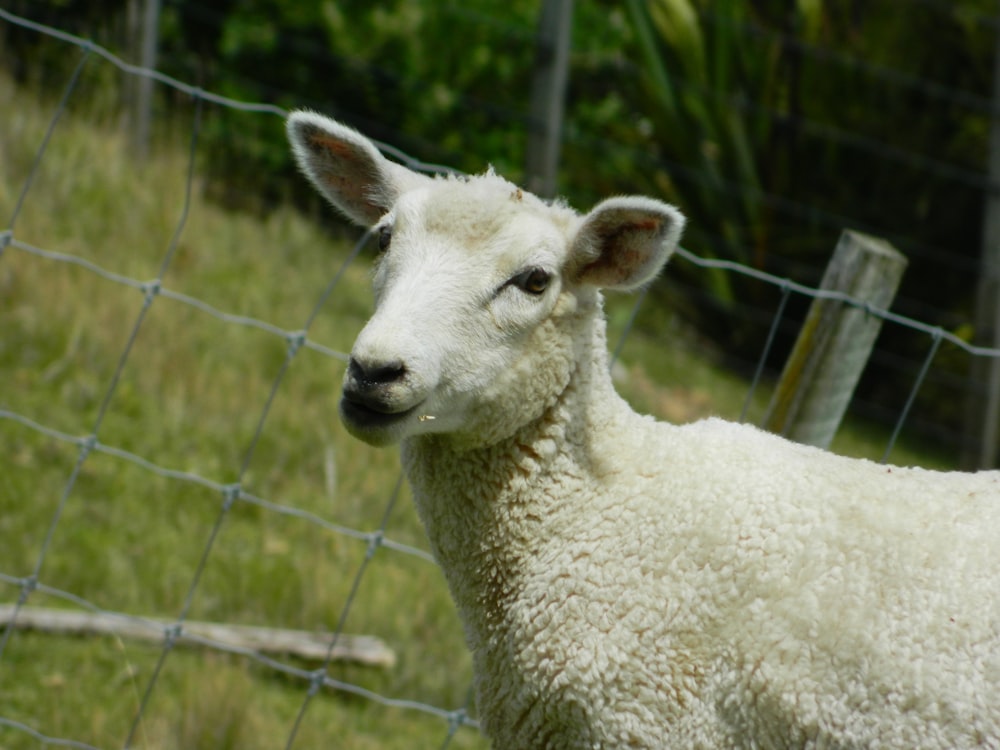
<box><xmin>342</xmin><ymin>181</ymin><xmax>581</xmax><ymax>447</ymax></box>
<box><xmin>287</xmin><ymin>111</ymin><xmax>685</xmax><ymax>447</ymax></box>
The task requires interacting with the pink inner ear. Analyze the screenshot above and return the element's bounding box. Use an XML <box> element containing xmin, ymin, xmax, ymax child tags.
<box><xmin>308</xmin><ymin>133</ymin><xmax>357</xmax><ymax>160</ymax></box>
<box><xmin>627</xmin><ymin>218</ymin><xmax>664</xmax><ymax>232</ymax></box>
<box><xmin>580</xmin><ymin>217</ymin><xmax>665</xmax><ymax>287</ymax></box>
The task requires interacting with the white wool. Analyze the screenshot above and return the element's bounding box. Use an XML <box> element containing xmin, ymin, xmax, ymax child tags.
<box><xmin>287</xmin><ymin>110</ymin><xmax>1000</xmax><ymax>749</ymax></box>
<box><xmin>404</xmin><ymin>318</ymin><xmax>1000</xmax><ymax>748</ymax></box>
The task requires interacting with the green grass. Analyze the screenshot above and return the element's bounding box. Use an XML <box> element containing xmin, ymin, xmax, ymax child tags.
<box><xmin>0</xmin><ymin>72</ymin><xmax>950</xmax><ymax>750</ymax></box>
<box><xmin>0</xmin><ymin>73</ymin><xmax>482</xmax><ymax>750</ymax></box>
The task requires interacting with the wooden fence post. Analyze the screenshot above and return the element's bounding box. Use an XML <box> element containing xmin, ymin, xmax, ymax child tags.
<box><xmin>761</xmin><ymin>230</ymin><xmax>908</xmax><ymax>449</ymax></box>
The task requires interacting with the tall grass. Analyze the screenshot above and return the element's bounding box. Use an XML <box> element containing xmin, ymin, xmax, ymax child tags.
<box><xmin>0</xmin><ymin>71</ymin><xmax>483</xmax><ymax>750</ymax></box>
<box><xmin>0</xmin><ymin>62</ymin><xmax>950</xmax><ymax>750</ymax></box>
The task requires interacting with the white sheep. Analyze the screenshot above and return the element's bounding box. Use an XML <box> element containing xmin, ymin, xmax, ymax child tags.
<box><xmin>287</xmin><ymin>110</ymin><xmax>1000</xmax><ymax>749</ymax></box>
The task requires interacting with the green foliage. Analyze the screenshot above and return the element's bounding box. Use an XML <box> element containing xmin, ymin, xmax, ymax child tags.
<box><xmin>155</xmin><ymin>0</ymin><xmax>544</xmax><ymax>206</ymax></box>
<box><xmin>599</xmin><ymin>1</ymin><xmax>997</xmax><ymax>444</ymax></box>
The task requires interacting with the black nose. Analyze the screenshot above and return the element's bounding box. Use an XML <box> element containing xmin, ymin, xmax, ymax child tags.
<box><xmin>348</xmin><ymin>357</ymin><xmax>406</xmax><ymax>388</ymax></box>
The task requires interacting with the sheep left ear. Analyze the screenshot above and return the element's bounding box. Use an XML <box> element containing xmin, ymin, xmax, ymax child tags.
<box><xmin>569</xmin><ymin>197</ymin><xmax>685</xmax><ymax>291</ymax></box>
<box><xmin>286</xmin><ymin>110</ymin><xmax>430</xmax><ymax>227</ymax></box>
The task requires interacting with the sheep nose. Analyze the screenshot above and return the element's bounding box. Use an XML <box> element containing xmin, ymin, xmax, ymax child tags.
<box><xmin>348</xmin><ymin>357</ymin><xmax>407</xmax><ymax>388</ymax></box>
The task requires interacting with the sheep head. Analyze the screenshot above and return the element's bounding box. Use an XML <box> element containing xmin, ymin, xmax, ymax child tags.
<box><xmin>287</xmin><ymin>111</ymin><xmax>685</xmax><ymax>447</ymax></box>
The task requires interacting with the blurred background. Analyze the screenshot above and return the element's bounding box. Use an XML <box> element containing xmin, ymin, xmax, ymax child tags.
<box><xmin>5</xmin><ymin>0</ymin><xmax>1000</xmax><ymax>466</ymax></box>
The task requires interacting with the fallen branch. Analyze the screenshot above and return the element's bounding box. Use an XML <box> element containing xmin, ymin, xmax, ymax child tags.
<box><xmin>0</xmin><ymin>604</ymin><xmax>395</xmax><ymax>668</ymax></box>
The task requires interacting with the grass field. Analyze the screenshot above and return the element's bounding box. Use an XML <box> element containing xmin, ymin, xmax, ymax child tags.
<box><xmin>0</xmin><ymin>70</ymin><xmax>949</xmax><ymax>750</ymax></box>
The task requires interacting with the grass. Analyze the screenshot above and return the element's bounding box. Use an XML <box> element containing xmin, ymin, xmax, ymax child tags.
<box><xmin>0</xmin><ymin>71</ymin><xmax>481</xmax><ymax>750</ymax></box>
<box><xmin>0</xmin><ymin>69</ymin><xmax>950</xmax><ymax>750</ymax></box>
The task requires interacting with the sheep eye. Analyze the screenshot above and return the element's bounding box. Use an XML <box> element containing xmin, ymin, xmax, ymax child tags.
<box><xmin>376</xmin><ymin>226</ymin><xmax>392</xmax><ymax>253</ymax></box>
<box><xmin>512</xmin><ymin>267</ymin><xmax>551</xmax><ymax>295</ymax></box>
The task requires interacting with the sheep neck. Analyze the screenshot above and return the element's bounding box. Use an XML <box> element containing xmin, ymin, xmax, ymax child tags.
<box><xmin>401</xmin><ymin>307</ymin><xmax>627</xmax><ymax>650</ymax></box>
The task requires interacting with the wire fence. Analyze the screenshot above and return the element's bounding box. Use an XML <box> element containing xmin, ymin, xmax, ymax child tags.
<box><xmin>7</xmin><ymin>0</ymin><xmax>999</xmax><ymax>452</ymax></box>
<box><xmin>2</xmin><ymin>7</ymin><xmax>1000</xmax><ymax>750</ymax></box>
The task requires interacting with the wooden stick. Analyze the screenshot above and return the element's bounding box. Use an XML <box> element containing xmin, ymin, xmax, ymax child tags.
<box><xmin>0</xmin><ymin>604</ymin><xmax>395</xmax><ymax>668</ymax></box>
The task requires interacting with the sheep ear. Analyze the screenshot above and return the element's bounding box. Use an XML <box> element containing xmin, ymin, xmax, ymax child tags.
<box><xmin>286</xmin><ymin>110</ymin><xmax>429</xmax><ymax>226</ymax></box>
<box><xmin>569</xmin><ymin>197</ymin><xmax>685</xmax><ymax>290</ymax></box>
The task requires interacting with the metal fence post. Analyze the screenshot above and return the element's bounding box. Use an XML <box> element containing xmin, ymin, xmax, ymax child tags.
<box><xmin>761</xmin><ymin>230</ymin><xmax>908</xmax><ymax>449</ymax></box>
<box><xmin>960</xmin><ymin>0</ymin><xmax>1000</xmax><ymax>469</ymax></box>
<box><xmin>525</xmin><ymin>0</ymin><xmax>573</xmax><ymax>199</ymax></box>
<box><xmin>129</xmin><ymin>0</ymin><xmax>160</xmax><ymax>161</ymax></box>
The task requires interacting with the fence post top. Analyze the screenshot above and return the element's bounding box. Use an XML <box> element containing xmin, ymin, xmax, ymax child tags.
<box><xmin>838</xmin><ymin>229</ymin><xmax>909</xmax><ymax>265</ymax></box>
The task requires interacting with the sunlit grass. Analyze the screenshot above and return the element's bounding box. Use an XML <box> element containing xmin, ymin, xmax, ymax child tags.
<box><xmin>0</xmin><ymin>71</ymin><xmax>481</xmax><ymax>750</ymax></box>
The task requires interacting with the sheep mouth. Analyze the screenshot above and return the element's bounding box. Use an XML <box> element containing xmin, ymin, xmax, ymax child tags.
<box><xmin>340</xmin><ymin>393</ymin><xmax>422</xmax><ymax>430</ymax></box>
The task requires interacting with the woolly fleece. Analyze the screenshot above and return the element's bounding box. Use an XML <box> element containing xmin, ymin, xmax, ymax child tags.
<box><xmin>405</xmin><ymin>315</ymin><xmax>1000</xmax><ymax>748</ymax></box>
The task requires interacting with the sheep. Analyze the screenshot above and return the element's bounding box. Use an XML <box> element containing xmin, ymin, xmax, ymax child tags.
<box><xmin>286</xmin><ymin>110</ymin><xmax>1000</xmax><ymax>749</ymax></box>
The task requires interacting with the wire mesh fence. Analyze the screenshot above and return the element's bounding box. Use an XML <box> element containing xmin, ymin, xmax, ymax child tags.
<box><xmin>2</xmin><ymin>7</ymin><xmax>1000</xmax><ymax>750</ymax></box>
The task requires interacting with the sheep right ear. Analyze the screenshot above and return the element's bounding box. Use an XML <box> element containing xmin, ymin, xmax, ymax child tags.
<box><xmin>286</xmin><ymin>110</ymin><xmax>429</xmax><ymax>226</ymax></box>
<box><xmin>569</xmin><ymin>197</ymin><xmax>685</xmax><ymax>291</ymax></box>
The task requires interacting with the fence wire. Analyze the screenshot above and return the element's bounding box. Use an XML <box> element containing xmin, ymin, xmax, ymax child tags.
<box><xmin>2</xmin><ymin>8</ymin><xmax>1000</xmax><ymax>750</ymax></box>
